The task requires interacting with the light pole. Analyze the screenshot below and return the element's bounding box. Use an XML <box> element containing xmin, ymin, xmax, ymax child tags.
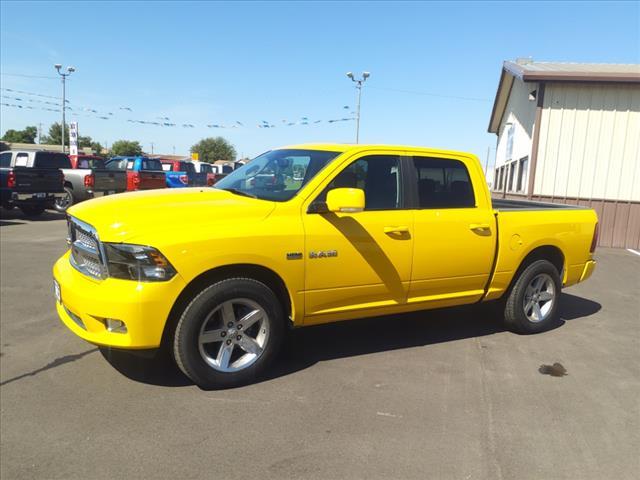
<box><xmin>54</xmin><ymin>64</ymin><xmax>75</xmax><ymax>153</ymax></box>
<box><xmin>346</xmin><ymin>71</ymin><xmax>370</xmax><ymax>143</ymax></box>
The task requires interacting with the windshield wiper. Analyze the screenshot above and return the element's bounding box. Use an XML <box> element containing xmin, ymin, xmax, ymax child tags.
<box><xmin>219</xmin><ymin>188</ymin><xmax>257</xmax><ymax>199</ymax></box>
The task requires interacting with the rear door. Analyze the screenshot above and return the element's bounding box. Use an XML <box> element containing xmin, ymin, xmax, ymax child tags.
<box><xmin>302</xmin><ymin>152</ymin><xmax>414</xmax><ymax>319</ymax></box>
<box><xmin>408</xmin><ymin>154</ymin><xmax>495</xmax><ymax>306</ymax></box>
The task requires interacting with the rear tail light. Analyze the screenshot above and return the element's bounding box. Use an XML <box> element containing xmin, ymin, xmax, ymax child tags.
<box><xmin>590</xmin><ymin>223</ymin><xmax>599</xmax><ymax>253</ymax></box>
<box><xmin>132</xmin><ymin>172</ymin><xmax>140</xmax><ymax>189</ymax></box>
<box><xmin>7</xmin><ymin>171</ymin><xmax>16</xmax><ymax>188</ymax></box>
<box><xmin>84</xmin><ymin>174</ymin><xmax>95</xmax><ymax>188</ymax></box>
<box><xmin>179</xmin><ymin>175</ymin><xmax>189</xmax><ymax>185</ymax></box>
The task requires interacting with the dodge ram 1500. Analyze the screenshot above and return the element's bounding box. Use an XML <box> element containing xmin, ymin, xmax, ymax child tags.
<box><xmin>53</xmin><ymin>144</ymin><xmax>598</xmax><ymax>388</ymax></box>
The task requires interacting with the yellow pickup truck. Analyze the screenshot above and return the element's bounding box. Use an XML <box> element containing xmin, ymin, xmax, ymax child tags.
<box><xmin>53</xmin><ymin>144</ymin><xmax>598</xmax><ymax>388</ymax></box>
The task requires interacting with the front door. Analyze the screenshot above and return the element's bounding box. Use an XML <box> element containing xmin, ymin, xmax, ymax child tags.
<box><xmin>303</xmin><ymin>153</ymin><xmax>414</xmax><ymax>320</ymax></box>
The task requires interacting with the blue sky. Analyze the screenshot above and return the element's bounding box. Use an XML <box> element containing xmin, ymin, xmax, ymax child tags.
<box><xmin>1</xmin><ymin>1</ymin><xmax>638</xmax><ymax>164</ymax></box>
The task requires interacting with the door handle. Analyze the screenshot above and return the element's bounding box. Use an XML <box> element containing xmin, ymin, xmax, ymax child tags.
<box><xmin>384</xmin><ymin>225</ymin><xmax>410</xmax><ymax>235</ymax></box>
<box><xmin>469</xmin><ymin>223</ymin><xmax>492</xmax><ymax>235</ymax></box>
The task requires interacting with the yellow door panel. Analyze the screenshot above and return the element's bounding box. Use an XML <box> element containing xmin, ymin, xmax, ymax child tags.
<box><xmin>303</xmin><ymin>209</ymin><xmax>414</xmax><ymax>318</ymax></box>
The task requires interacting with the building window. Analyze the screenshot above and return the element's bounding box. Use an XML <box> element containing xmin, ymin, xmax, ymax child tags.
<box><xmin>494</xmin><ymin>168</ymin><xmax>500</xmax><ymax>190</ymax></box>
<box><xmin>517</xmin><ymin>156</ymin><xmax>528</xmax><ymax>193</ymax></box>
<box><xmin>508</xmin><ymin>162</ymin><xmax>516</xmax><ymax>192</ymax></box>
<box><xmin>506</xmin><ymin>123</ymin><xmax>515</xmax><ymax>161</ymax></box>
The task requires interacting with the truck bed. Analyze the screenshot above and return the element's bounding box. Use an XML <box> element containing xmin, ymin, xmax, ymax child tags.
<box><xmin>492</xmin><ymin>198</ymin><xmax>587</xmax><ymax>211</ymax></box>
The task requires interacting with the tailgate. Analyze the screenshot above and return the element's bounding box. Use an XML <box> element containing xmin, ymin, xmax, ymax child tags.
<box><xmin>138</xmin><ymin>171</ymin><xmax>166</xmax><ymax>190</ymax></box>
<box><xmin>93</xmin><ymin>170</ymin><xmax>127</xmax><ymax>192</ymax></box>
<box><xmin>13</xmin><ymin>168</ymin><xmax>64</xmax><ymax>193</ymax></box>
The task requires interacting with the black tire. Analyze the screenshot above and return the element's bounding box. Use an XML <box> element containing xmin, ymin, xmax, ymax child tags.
<box><xmin>504</xmin><ymin>259</ymin><xmax>562</xmax><ymax>334</ymax></box>
<box><xmin>19</xmin><ymin>205</ymin><xmax>45</xmax><ymax>217</ymax></box>
<box><xmin>173</xmin><ymin>278</ymin><xmax>285</xmax><ymax>389</ymax></box>
<box><xmin>54</xmin><ymin>187</ymin><xmax>74</xmax><ymax>212</ymax></box>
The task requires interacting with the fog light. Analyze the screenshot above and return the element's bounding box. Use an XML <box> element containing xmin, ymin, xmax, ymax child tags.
<box><xmin>105</xmin><ymin>319</ymin><xmax>127</xmax><ymax>333</ymax></box>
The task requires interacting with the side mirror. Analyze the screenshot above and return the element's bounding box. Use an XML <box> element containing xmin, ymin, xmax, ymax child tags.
<box><xmin>326</xmin><ymin>188</ymin><xmax>365</xmax><ymax>213</ymax></box>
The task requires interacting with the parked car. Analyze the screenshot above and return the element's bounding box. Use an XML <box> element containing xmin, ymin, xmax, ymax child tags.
<box><xmin>193</xmin><ymin>161</ymin><xmax>225</xmax><ymax>186</ymax></box>
<box><xmin>159</xmin><ymin>159</ymin><xmax>203</xmax><ymax>187</ymax></box>
<box><xmin>0</xmin><ymin>150</ymin><xmax>66</xmax><ymax>216</ymax></box>
<box><xmin>54</xmin><ymin>144</ymin><xmax>598</xmax><ymax>389</ymax></box>
<box><xmin>105</xmin><ymin>156</ymin><xmax>166</xmax><ymax>191</ymax></box>
<box><xmin>51</xmin><ymin>154</ymin><xmax>127</xmax><ymax>212</ymax></box>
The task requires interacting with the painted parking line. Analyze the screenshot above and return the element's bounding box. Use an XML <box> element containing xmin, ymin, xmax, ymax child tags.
<box><xmin>626</xmin><ymin>249</ymin><xmax>640</xmax><ymax>257</ymax></box>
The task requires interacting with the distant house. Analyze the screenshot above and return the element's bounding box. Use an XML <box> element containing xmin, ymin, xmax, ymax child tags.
<box><xmin>488</xmin><ymin>59</ymin><xmax>640</xmax><ymax>248</ymax></box>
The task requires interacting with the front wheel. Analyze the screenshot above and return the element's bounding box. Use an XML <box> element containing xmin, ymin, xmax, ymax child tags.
<box><xmin>173</xmin><ymin>278</ymin><xmax>285</xmax><ymax>389</ymax></box>
<box><xmin>54</xmin><ymin>187</ymin><xmax>74</xmax><ymax>212</ymax></box>
<box><xmin>504</xmin><ymin>259</ymin><xmax>561</xmax><ymax>334</ymax></box>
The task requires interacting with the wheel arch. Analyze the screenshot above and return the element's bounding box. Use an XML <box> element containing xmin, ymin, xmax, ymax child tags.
<box><xmin>161</xmin><ymin>263</ymin><xmax>294</xmax><ymax>348</ymax></box>
<box><xmin>508</xmin><ymin>245</ymin><xmax>565</xmax><ymax>293</ymax></box>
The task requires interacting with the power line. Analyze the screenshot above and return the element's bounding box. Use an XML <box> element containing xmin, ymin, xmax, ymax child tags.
<box><xmin>368</xmin><ymin>85</ymin><xmax>489</xmax><ymax>102</ymax></box>
<box><xmin>1</xmin><ymin>72</ymin><xmax>59</xmax><ymax>79</ymax></box>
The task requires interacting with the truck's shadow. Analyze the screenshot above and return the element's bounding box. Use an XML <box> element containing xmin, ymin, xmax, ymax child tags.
<box><xmin>100</xmin><ymin>292</ymin><xmax>601</xmax><ymax>389</ymax></box>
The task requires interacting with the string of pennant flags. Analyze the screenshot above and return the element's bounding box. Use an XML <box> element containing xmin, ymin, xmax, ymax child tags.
<box><xmin>1</xmin><ymin>87</ymin><xmax>357</xmax><ymax>129</ymax></box>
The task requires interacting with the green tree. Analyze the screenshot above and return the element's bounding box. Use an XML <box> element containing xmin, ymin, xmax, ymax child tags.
<box><xmin>191</xmin><ymin>136</ymin><xmax>236</xmax><ymax>163</ymax></box>
<box><xmin>41</xmin><ymin>122</ymin><xmax>69</xmax><ymax>145</ymax></box>
<box><xmin>111</xmin><ymin>140</ymin><xmax>143</xmax><ymax>157</ymax></box>
<box><xmin>2</xmin><ymin>126</ymin><xmax>38</xmax><ymax>144</ymax></box>
<box><xmin>77</xmin><ymin>135</ymin><xmax>103</xmax><ymax>155</ymax></box>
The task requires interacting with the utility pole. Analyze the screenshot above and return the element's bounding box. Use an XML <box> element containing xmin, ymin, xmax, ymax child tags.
<box><xmin>150</xmin><ymin>142</ymin><xmax>155</xmax><ymax>155</ymax></box>
<box><xmin>484</xmin><ymin>146</ymin><xmax>493</xmax><ymax>187</ymax></box>
<box><xmin>37</xmin><ymin>123</ymin><xmax>43</xmax><ymax>144</ymax></box>
<box><xmin>54</xmin><ymin>64</ymin><xmax>75</xmax><ymax>153</ymax></box>
<box><xmin>346</xmin><ymin>71</ymin><xmax>370</xmax><ymax>143</ymax></box>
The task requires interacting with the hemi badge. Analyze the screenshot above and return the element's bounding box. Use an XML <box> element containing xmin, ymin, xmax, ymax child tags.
<box><xmin>286</xmin><ymin>252</ymin><xmax>303</xmax><ymax>260</ymax></box>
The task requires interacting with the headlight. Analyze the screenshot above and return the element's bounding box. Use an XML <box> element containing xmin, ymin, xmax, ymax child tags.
<box><xmin>103</xmin><ymin>243</ymin><xmax>177</xmax><ymax>282</ymax></box>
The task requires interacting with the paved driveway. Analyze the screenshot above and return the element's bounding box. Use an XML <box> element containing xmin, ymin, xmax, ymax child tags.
<box><xmin>1</xmin><ymin>210</ymin><xmax>638</xmax><ymax>479</ymax></box>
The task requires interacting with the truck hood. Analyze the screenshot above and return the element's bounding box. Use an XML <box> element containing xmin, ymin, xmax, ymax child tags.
<box><xmin>67</xmin><ymin>187</ymin><xmax>276</xmax><ymax>243</ymax></box>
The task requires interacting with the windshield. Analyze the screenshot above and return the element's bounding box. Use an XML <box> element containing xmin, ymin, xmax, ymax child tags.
<box><xmin>214</xmin><ymin>149</ymin><xmax>340</xmax><ymax>201</ymax></box>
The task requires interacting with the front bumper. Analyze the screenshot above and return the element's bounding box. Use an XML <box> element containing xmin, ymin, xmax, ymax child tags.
<box><xmin>53</xmin><ymin>251</ymin><xmax>187</xmax><ymax>349</ymax></box>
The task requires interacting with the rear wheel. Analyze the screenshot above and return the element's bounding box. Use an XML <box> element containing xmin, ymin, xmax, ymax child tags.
<box><xmin>19</xmin><ymin>205</ymin><xmax>45</xmax><ymax>217</ymax></box>
<box><xmin>173</xmin><ymin>278</ymin><xmax>285</xmax><ymax>389</ymax></box>
<box><xmin>504</xmin><ymin>259</ymin><xmax>561</xmax><ymax>334</ymax></box>
<box><xmin>54</xmin><ymin>187</ymin><xmax>74</xmax><ymax>212</ymax></box>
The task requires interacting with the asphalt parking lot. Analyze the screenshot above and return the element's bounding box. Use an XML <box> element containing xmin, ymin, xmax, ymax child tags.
<box><xmin>1</xmin><ymin>210</ymin><xmax>638</xmax><ymax>480</ymax></box>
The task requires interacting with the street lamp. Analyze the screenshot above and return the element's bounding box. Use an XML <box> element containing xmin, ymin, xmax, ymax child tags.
<box><xmin>346</xmin><ymin>71</ymin><xmax>370</xmax><ymax>143</ymax></box>
<box><xmin>54</xmin><ymin>64</ymin><xmax>75</xmax><ymax>153</ymax></box>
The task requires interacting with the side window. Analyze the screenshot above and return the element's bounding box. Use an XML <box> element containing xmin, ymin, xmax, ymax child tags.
<box><xmin>320</xmin><ymin>155</ymin><xmax>401</xmax><ymax>210</ymax></box>
<box><xmin>105</xmin><ymin>160</ymin><xmax>124</xmax><ymax>170</ymax></box>
<box><xmin>413</xmin><ymin>156</ymin><xmax>475</xmax><ymax>208</ymax></box>
<box><xmin>15</xmin><ymin>153</ymin><xmax>29</xmax><ymax>167</ymax></box>
<box><xmin>0</xmin><ymin>152</ymin><xmax>11</xmax><ymax>168</ymax></box>
<box><xmin>127</xmin><ymin>160</ymin><xmax>135</xmax><ymax>170</ymax></box>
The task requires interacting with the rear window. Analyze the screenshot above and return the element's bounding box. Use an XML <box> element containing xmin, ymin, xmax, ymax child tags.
<box><xmin>413</xmin><ymin>156</ymin><xmax>475</xmax><ymax>208</ymax></box>
<box><xmin>200</xmin><ymin>164</ymin><xmax>213</xmax><ymax>174</ymax></box>
<box><xmin>0</xmin><ymin>152</ymin><xmax>11</xmax><ymax>168</ymax></box>
<box><xmin>142</xmin><ymin>159</ymin><xmax>163</xmax><ymax>171</ymax></box>
<box><xmin>222</xmin><ymin>165</ymin><xmax>233</xmax><ymax>174</ymax></box>
<box><xmin>105</xmin><ymin>159</ymin><xmax>126</xmax><ymax>170</ymax></box>
<box><xmin>78</xmin><ymin>158</ymin><xmax>105</xmax><ymax>169</ymax></box>
<box><xmin>180</xmin><ymin>161</ymin><xmax>196</xmax><ymax>173</ymax></box>
<box><xmin>34</xmin><ymin>152</ymin><xmax>72</xmax><ymax>169</ymax></box>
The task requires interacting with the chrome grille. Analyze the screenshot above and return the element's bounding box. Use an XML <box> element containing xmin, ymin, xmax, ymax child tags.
<box><xmin>68</xmin><ymin>217</ymin><xmax>106</xmax><ymax>279</ymax></box>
